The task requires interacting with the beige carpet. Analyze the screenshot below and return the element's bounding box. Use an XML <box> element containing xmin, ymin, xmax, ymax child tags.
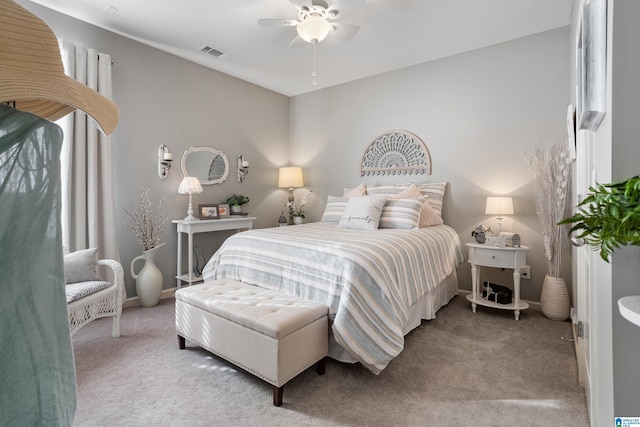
<box><xmin>71</xmin><ymin>294</ymin><xmax>589</xmax><ymax>426</ymax></box>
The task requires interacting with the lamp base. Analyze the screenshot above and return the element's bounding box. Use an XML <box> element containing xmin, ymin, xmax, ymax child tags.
<box><xmin>184</xmin><ymin>214</ymin><xmax>199</xmax><ymax>221</ymax></box>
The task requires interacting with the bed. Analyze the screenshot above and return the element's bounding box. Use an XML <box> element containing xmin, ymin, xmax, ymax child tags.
<box><xmin>202</xmin><ymin>215</ymin><xmax>464</xmax><ymax>374</ymax></box>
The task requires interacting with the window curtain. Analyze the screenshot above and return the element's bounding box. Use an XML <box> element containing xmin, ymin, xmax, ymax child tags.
<box><xmin>57</xmin><ymin>41</ymin><xmax>120</xmax><ymax>264</ymax></box>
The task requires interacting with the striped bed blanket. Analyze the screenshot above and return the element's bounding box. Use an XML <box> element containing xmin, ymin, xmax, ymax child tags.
<box><xmin>202</xmin><ymin>222</ymin><xmax>465</xmax><ymax>374</ymax></box>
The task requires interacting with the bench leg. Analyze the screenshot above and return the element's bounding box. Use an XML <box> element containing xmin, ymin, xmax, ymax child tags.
<box><xmin>178</xmin><ymin>335</ymin><xmax>185</xmax><ymax>349</ymax></box>
<box><xmin>273</xmin><ymin>385</ymin><xmax>283</xmax><ymax>407</ymax></box>
<box><xmin>316</xmin><ymin>357</ymin><xmax>326</xmax><ymax>375</ymax></box>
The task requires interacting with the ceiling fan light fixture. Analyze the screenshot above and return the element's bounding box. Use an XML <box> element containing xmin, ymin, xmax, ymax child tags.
<box><xmin>297</xmin><ymin>16</ymin><xmax>332</xmax><ymax>43</ymax></box>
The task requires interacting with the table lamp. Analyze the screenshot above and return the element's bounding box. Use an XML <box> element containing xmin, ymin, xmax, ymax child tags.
<box><xmin>278</xmin><ymin>167</ymin><xmax>304</xmax><ymax>225</ymax></box>
<box><xmin>485</xmin><ymin>196</ymin><xmax>514</xmax><ymax>234</ymax></box>
<box><xmin>178</xmin><ymin>176</ymin><xmax>203</xmax><ymax>221</ymax></box>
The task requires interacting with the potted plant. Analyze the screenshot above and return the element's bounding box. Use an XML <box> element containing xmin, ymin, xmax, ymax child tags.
<box><xmin>471</xmin><ymin>225</ymin><xmax>491</xmax><ymax>244</ymax></box>
<box><xmin>225</xmin><ymin>194</ymin><xmax>250</xmax><ymax>213</ymax></box>
<box><xmin>526</xmin><ymin>143</ymin><xmax>573</xmax><ymax>321</ymax></box>
<box><xmin>559</xmin><ymin>176</ymin><xmax>640</xmax><ymax>262</ymax></box>
<box><xmin>559</xmin><ymin>176</ymin><xmax>640</xmax><ymax>327</ymax></box>
<box><xmin>290</xmin><ymin>193</ymin><xmax>309</xmax><ymax>225</ymax></box>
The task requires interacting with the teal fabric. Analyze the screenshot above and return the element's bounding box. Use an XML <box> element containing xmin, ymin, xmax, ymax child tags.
<box><xmin>0</xmin><ymin>105</ymin><xmax>76</xmax><ymax>426</ymax></box>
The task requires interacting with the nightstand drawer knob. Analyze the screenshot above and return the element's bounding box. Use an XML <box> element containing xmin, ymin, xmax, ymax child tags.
<box><xmin>492</xmin><ymin>255</ymin><xmax>496</xmax><ymax>259</ymax></box>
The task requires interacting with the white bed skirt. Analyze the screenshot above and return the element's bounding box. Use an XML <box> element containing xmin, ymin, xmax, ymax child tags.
<box><xmin>328</xmin><ymin>269</ymin><xmax>459</xmax><ymax>364</ymax></box>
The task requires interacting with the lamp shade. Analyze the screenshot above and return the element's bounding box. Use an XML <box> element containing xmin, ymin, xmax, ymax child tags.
<box><xmin>485</xmin><ymin>196</ymin><xmax>514</xmax><ymax>216</ymax></box>
<box><xmin>278</xmin><ymin>167</ymin><xmax>304</xmax><ymax>188</ymax></box>
<box><xmin>178</xmin><ymin>176</ymin><xmax>203</xmax><ymax>195</ymax></box>
<box><xmin>297</xmin><ymin>17</ymin><xmax>332</xmax><ymax>43</ymax></box>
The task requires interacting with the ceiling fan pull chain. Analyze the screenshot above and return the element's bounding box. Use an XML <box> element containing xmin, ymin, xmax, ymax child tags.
<box><xmin>312</xmin><ymin>40</ymin><xmax>318</xmax><ymax>86</ymax></box>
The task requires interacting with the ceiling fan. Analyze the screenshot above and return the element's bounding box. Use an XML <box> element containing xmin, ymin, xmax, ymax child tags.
<box><xmin>258</xmin><ymin>0</ymin><xmax>366</xmax><ymax>48</ymax></box>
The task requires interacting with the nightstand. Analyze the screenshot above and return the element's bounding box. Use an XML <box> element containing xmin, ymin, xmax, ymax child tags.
<box><xmin>465</xmin><ymin>242</ymin><xmax>530</xmax><ymax>320</ymax></box>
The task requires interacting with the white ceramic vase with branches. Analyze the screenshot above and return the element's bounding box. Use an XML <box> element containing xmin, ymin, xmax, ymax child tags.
<box><xmin>123</xmin><ymin>188</ymin><xmax>168</xmax><ymax>307</ymax></box>
<box><xmin>526</xmin><ymin>143</ymin><xmax>574</xmax><ymax>320</ymax></box>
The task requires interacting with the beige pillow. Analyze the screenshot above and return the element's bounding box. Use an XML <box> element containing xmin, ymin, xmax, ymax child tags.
<box><xmin>419</xmin><ymin>201</ymin><xmax>444</xmax><ymax>227</ymax></box>
<box><xmin>343</xmin><ymin>183</ymin><xmax>367</xmax><ymax>197</ymax></box>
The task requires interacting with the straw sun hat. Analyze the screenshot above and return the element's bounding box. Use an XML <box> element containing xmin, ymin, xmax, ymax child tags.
<box><xmin>0</xmin><ymin>0</ymin><xmax>119</xmax><ymax>135</ymax></box>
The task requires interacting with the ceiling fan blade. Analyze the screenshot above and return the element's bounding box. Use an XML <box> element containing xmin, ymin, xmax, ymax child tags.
<box><xmin>258</xmin><ymin>18</ymin><xmax>299</xmax><ymax>27</ymax></box>
<box><xmin>289</xmin><ymin>35</ymin><xmax>309</xmax><ymax>48</ymax></box>
<box><xmin>330</xmin><ymin>22</ymin><xmax>360</xmax><ymax>42</ymax></box>
<box><xmin>288</xmin><ymin>0</ymin><xmax>313</xmax><ymax>9</ymax></box>
<box><xmin>327</xmin><ymin>0</ymin><xmax>367</xmax><ymax>18</ymax></box>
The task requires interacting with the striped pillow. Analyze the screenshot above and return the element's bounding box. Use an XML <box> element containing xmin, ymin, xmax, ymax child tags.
<box><xmin>320</xmin><ymin>196</ymin><xmax>349</xmax><ymax>223</ymax></box>
<box><xmin>366</xmin><ymin>185</ymin><xmax>406</xmax><ymax>197</ymax></box>
<box><xmin>414</xmin><ymin>182</ymin><xmax>447</xmax><ymax>216</ymax></box>
<box><xmin>379</xmin><ymin>197</ymin><xmax>425</xmax><ymax>229</ymax></box>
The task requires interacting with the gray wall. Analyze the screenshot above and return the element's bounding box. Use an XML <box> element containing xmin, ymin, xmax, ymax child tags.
<box><xmin>18</xmin><ymin>0</ymin><xmax>291</xmax><ymax>300</ymax></box>
<box><xmin>290</xmin><ymin>28</ymin><xmax>571</xmax><ymax>301</ymax></box>
<box><xmin>20</xmin><ymin>1</ymin><xmax>572</xmax><ymax>305</ymax></box>
<box><xmin>609</xmin><ymin>0</ymin><xmax>640</xmax><ymax>415</ymax></box>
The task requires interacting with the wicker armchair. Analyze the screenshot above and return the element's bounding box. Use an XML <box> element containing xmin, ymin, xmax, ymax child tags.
<box><xmin>67</xmin><ymin>259</ymin><xmax>125</xmax><ymax>338</ymax></box>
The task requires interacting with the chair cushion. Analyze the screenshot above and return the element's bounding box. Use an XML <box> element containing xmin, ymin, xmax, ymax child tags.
<box><xmin>66</xmin><ymin>281</ymin><xmax>111</xmax><ymax>303</ymax></box>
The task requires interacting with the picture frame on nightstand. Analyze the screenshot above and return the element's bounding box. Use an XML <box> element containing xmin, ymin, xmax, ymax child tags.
<box><xmin>199</xmin><ymin>204</ymin><xmax>220</xmax><ymax>220</ymax></box>
<box><xmin>218</xmin><ymin>204</ymin><xmax>230</xmax><ymax>217</ymax></box>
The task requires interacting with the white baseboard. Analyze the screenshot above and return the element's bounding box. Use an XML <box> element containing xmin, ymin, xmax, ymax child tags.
<box><xmin>123</xmin><ymin>287</ymin><xmax>177</xmax><ymax>308</ymax></box>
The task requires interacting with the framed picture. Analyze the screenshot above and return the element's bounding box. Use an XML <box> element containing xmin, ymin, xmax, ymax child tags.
<box><xmin>576</xmin><ymin>0</ymin><xmax>607</xmax><ymax>132</ymax></box>
<box><xmin>218</xmin><ymin>203</ymin><xmax>230</xmax><ymax>217</ymax></box>
<box><xmin>199</xmin><ymin>204</ymin><xmax>220</xmax><ymax>220</ymax></box>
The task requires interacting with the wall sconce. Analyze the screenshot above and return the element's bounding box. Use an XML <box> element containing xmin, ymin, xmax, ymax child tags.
<box><xmin>237</xmin><ymin>154</ymin><xmax>249</xmax><ymax>183</ymax></box>
<box><xmin>158</xmin><ymin>145</ymin><xmax>173</xmax><ymax>179</ymax></box>
<box><xmin>485</xmin><ymin>196</ymin><xmax>514</xmax><ymax>234</ymax></box>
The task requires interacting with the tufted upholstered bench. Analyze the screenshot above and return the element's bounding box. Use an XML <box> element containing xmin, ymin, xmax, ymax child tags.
<box><xmin>174</xmin><ymin>279</ymin><xmax>329</xmax><ymax>406</ymax></box>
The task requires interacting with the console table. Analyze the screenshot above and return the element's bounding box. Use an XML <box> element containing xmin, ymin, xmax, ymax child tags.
<box><xmin>172</xmin><ymin>217</ymin><xmax>256</xmax><ymax>288</ymax></box>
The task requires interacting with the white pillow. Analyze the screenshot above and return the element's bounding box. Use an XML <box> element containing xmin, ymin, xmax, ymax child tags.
<box><xmin>320</xmin><ymin>196</ymin><xmax>349</xmax><ymax>223</ymax></box>
<box><xmin>64</xmin><ymin>247</ymin><xmax>101</xmax><ymax>284</ymax></box>
<box><xmin>379</xmin><ymin>197</ymin><xmax>424</xmax><ymax>229</ymax></box>
<box><xmin>337</xmin><ymin>195</ymin><xmax>388</xmax><ymax>230</ymax></box>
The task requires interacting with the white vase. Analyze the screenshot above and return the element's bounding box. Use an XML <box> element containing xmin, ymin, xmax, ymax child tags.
<box><xmin>131</xmin><ymin>243</ymin><xmax>164</xmax><ymax>307</ymax></box>
<box><xmin>231</xmin><ymin>205</ymin><xmax>242</xmax><ymax>214</ymax></box>
<box><xmin>540</xmin><ymin>274</ymin><xmax>570</xmax><ymax>321</ymax></box>
<box><xmin>293</xmin><ymin>216</ymin><xmax>303</xmax><ymax>225</ymax></box>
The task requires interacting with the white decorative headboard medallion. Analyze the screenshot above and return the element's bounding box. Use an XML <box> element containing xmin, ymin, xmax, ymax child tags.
<box><xmin>360</xmin><ymin>130</ymin><xmax>432</xmax><ymax>176</ymax></box>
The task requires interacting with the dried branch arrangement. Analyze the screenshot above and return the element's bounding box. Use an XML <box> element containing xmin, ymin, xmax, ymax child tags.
<box><xmin>526</xmin><ymin>143</ymin><xmax>573</xmax><ymax>277</ymax></box>
<box><xmin>123</xmin><ymin>188</ymin><xmax>168</xmax><ymax>251</ymax></box>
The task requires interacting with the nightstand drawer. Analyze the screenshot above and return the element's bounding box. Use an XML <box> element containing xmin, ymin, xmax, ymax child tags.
<box><xmin>472</xmin><ymin>248</ymin><xmax>514</xmax><ymax>267</ymax></box>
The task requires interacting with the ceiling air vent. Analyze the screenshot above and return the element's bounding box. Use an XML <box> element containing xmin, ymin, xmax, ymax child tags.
<box><xmin>199</xmin><ymin>45</ymin><xmax>229</xmax><ymax>60</ymax></box>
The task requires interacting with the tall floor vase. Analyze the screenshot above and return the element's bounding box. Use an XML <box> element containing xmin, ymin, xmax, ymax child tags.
<box><xmin>131</xmin><ymin>243</ymin><xmax>164</xmax><ymax>307</ymax></box>
<box><xmin>540</xmin><ymin>274</ymin><xmax>570</xmax><ymax>321</ymax></box>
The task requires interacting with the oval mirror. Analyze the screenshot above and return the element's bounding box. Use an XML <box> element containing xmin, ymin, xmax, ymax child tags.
<box><xmin>180</xmin><ymin>146</ymin><xmax>229</xmax><ymax>185</ymax></box>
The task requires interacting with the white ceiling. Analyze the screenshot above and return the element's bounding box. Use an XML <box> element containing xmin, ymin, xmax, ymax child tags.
<box><xmin>29</xmin><ymin>0</ymin><xmax>573</xmax><ymax>97</ymax></box>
